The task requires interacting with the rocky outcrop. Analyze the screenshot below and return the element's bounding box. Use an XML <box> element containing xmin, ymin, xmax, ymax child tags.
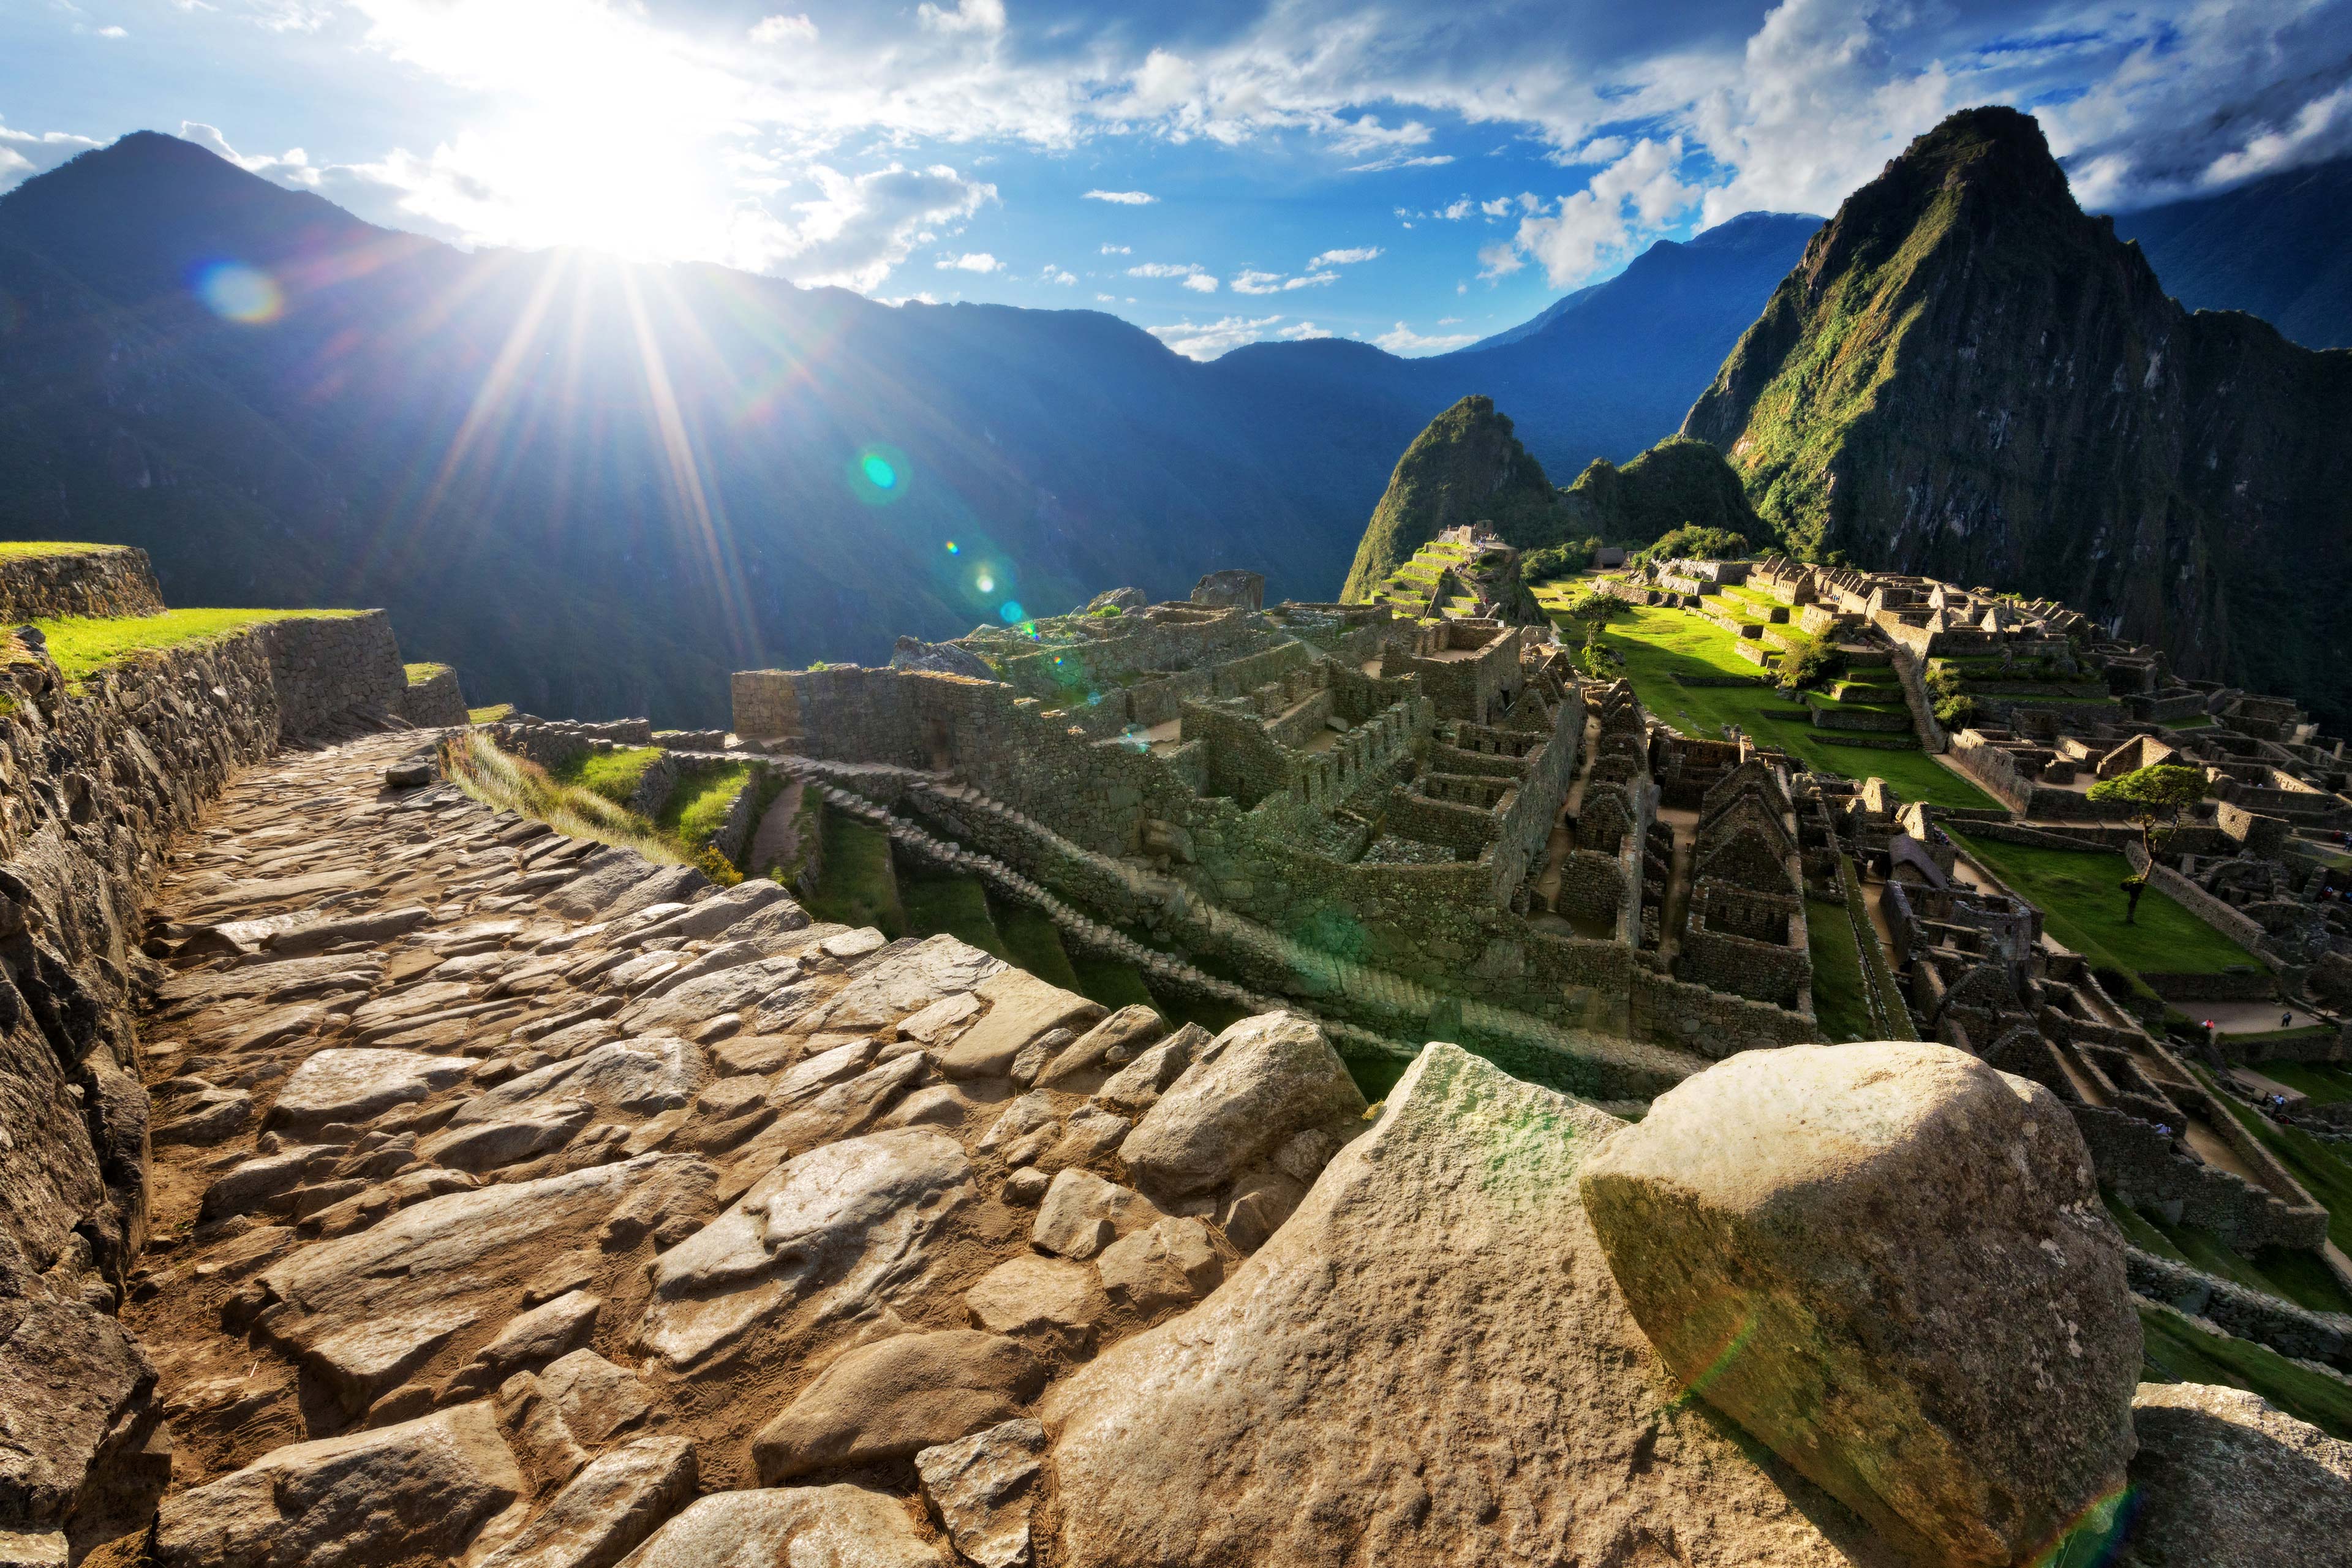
<box><xmin>1039</xmin><ymin>1042</ymin><xmax>1899</xmax><ymax>1566</ymax></box>
<box><xmin>1684</xmin><ymin>105</ymin><xmax>2352</xmax><ymax>725</ymax></box>
<box><xmin>1580</xmin><ymin>1042</ymin><xmax>2141</xmax><ymax>1568</ymax></box>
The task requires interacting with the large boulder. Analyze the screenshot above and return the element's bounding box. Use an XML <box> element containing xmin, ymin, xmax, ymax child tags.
<box><xmin>1580</xmin><ymin>1042</ymin><xmax>2140</xmax><ymax>1568</ymax></box>
<box><xmin>1115</xmin><ymin>1014</ymin><xmax>1365</xmax><ymax>1198</ymax></box>
<box><xmin>618</xmin><ymin>1485</ymin><xmax>950</xmax><ymax>1567</ymax></box>
<box><xmin>2124</xmin><ymin>1381</ymin><xmax>2352</xmax><ymax>1566</ymax></box>
<box><xmin>1041</xmin><ymin>1042</ymin><xmax>1893</xmax><ymax>1567</ymax></box>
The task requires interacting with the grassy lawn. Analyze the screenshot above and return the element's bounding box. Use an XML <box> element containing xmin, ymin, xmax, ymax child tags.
<box><xmin>1950</xmin><ymin>832</ymin><xmax>2261</xmax><ymax>978</ymax></box>
<box><xmin>657</xmin><ymin>761</ymin><xmax>753</xmax><ymax>850</ymax></box>
<box><xmin>404</xmin><ymin>661</ymin><xmax>451</xmax><ymax>683</ymax></box>
<box><xmin>801</xmin><ymin>812</ymin><xmax>906</xmax><ymax>938</ymax></box>
<box><xmin>1574</xmin><ymin>604</ymin><xmax>2001</xmax><ymax>810</ymax></box>
<box><xmin>900</xmin><ymin>873</ymin><xmax>1008</xmax><ymax>957</ymax></box>
<box><xmin>468</xmin><ymin>703</ymin><xmax>514</xmax><ymax>724</ymax></box>
<box><xmin>2197</xmin><ymin>1066</ymin><xmax>2352</xmax><ymax>1257</ymax></box>
<box><xmin>2258</xmin><ymin>1060</ymin><xmax>2352</xmax><ymax>1105</ymax></box>
<box><xmin>2139</xmin><ymin>1303</ymin><xmax>2352</xmax><ymax>1439</ymax></box>
<box><xmin>32</xmin><ymin>608</ymin><xmax>364</xmax><ymax>680</ymax></box>
<box><xmin>0</xmin><ymin>540</ymin><xmax>120</xmax><ymax>559</ymax></box>
<box><xmin>1806</xmin><ymin>898</ymin><xmax>1877</xmax><ymax>1042</ymax></box>
<box><xmin>550</xmin><ymin>745</ymin><xmax>663</xmax><ymax>806</ymax></box>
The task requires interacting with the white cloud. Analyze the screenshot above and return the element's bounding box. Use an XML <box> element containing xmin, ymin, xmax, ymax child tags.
<box><xmin>180</xmin><ymin>122</ymin><xmax>323</xmax><ymax>186</ymax></box>
<box><xmin>1099</xmin><ymin>243</ymin><xmax>1130</xmax><ymax>254</ymax></box>
<box><xmin>937</xmin><ymin>251</ymin><xmax>1000</xmax><ymax>272</ymax></box>
<box><xmin>99</xmin><ymin>24</ymin><xmax>128</xmax><ymax>37</ymax></box>
<box><xmin>1476</xmin><ymin>239</ymin><xmax>1523</xmax><ymax>281</ymax></box>
<box><xmin>1095</xmin><ymin>292</ymin><xmax>1116</xmax><ymax>301</ymax></box>
<box><xmin>1479</xmin><ymin>197</ymin><xmax>1511</xmax><ymax>217</ymax></box>
<box><xmin>1085</xmin><ymin>189</ymin><xmax>1156</xmax><ymax>204</ymax></box>
<box><xmin>1232</xmin><ymin>267</ymin><xmax>1339</xmax><ymax>294</ymax></box>
<box><xmin>1128</xmin><ymin>262</ymin><xmax>1197</xmax><ymax>277</ymax></box>
<box><xmin>1493</xmin><ymin>135</ymin><xmax>1698</xmax><ymax>287</ymax></box>
<box><xmin>1148</xmin><ymin>313</ymin><xmax>1286</xmax><ymax>359</ymax></box>
<box><xmin>1374</xmin><ymin>320</ymin><xmax>1477</xmax><ymax>355</ymax></box>
<box><xmin>917</xmin><ymin>0</ymin><xmax>1005</xmax><ymax>36</ymax></box>
<box><xmin>0</xmin><ymin>119</ymin><xmax>103</xmax><ymax>194</ymax></box>
<box><xmin>1041</xmin><ymin>263</ymin><xmax>1077</xmax><ymax>285</ymax></box>
<box><xmin>1309</xmin><ymin>246</ymin><xmax>1382</xmax><ymax>266</ymax></box>
<box><xmin>748</xmin><ymin>13</ymin><xmax>816</xmax><ymax>45</ymax></box>
<box><xmin>1278</xmin><ymin>321</ymin><xmax>1333</xmax><ymax>339</ymax></box>
<box><xmin>1347</xmin><ymin>153</ymin><xmax>1455</xmax><ymax>172</ymax></box>
<box><xmin>1182</xmin><ymin>271</ymin><xmax>1220</xmax><ymax>292</ymax></box>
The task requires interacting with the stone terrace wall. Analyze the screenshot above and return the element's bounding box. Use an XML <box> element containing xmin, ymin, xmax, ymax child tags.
<box><xmin>394</xmin><ymin>665</ymin><xmax>468</xmax><ymax>728</ymax></box>
<box><xmin>0</xmin><ymin>546</ymin><xmax>166</xmax><ymax>623</ymax></box>
<box><xmin>252</xmin><ymin>612</ymin><xmax>409</xmax><ymax>741</ymax></box>
<box><xmin>0</xmin><ymin>626</ymin><xmax>286</xmax><ymax>1547</ymax></box>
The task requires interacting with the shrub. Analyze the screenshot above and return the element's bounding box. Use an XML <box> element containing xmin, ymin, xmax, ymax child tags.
<box><xmin>1637</xmin><ymin>523</ymin><xmax>1751</xmax><ymax>565</ymax></box>
<box><xmin>1775</xmin><ymin>631</ymin><xmax>1841</xmax><ymax>692</ymax></box>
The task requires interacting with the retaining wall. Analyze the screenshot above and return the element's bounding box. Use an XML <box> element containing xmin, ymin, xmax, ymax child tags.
<box><xmin>0</xmin><ymin>546</ymin><xmax>166</xmax><ymax>622</ymax></box>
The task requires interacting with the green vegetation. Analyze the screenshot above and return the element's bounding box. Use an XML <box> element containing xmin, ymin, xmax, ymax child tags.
<box><xmin>1774</xmin><ymin>629</ymin><xmax>1840</xmax><ymax>693</ymax></box>
<box><xmin>0</xmin><ymin>541</ymin><xmax>119</xmax><ymax>559</ymax></box>
<box><xmin>2086</xmin><ymin>764</ymin><xmax>2212</xmax><ymax>924</ymax></box>
<box><xmin>993</xmin><ymin>899</ymin><xmax>1087</xmax><ymax>992</ymax></box>
<box><xmin>2198</xmin><ymin>1068</ymin><xmax>2352</xmax><ymax>1257</ymax></box>
<box><xmin>657</xmin><ymin>761</ymin><xmax>753</xmax><ymax>850</ymax></box>
<box><xmin>900</xmin><ymin>873</ymin><xmax>1008</xmax><ymax>957</ymax></box>
<box><xmin>799</xmin><ymin>813</ymin><xmax>907</xmax><ymax>937</ymax></box>
<box><xmin>1924</xmin><ymin>662</ymin><xmax>1978</xmax><ymax>729</ymax></box>
<box><xmin>443</xmin><ymin>733</ymin><xmax>683</xmax><ymax>869</ymax></box>
<box><xmin>467</xmin><ymin>703</ymin><xmax>514</xmax><ymax>724</ymax></box>
<box><xmin>1581</xmin><ymin>604</ymin><xmax>2000</xmax><ymax>809</ymax></box>
<box><xmin>1805</xmin><ymin>898</ymin><xmax>1876</xmax><ymax>1042</ymax></box>
<box><xmin>549</xmin><ymin>745</ymin><xmax>663</xmax><ymax>807</ymax></box>
<box><xmin>1069</xmin><ymin>954</ymin><xmax>1158</xmax><ymax>1013</ymax></box>
<box><xmin>1637</xmin><ymin>522</ymin><xmax>1751</xmax><ymax>564</ymax></box>
<box><xmin>2138</xmin><ymin>1302</ymin><xmax>2352</xmax><ymax>1441</ymax></box>
<box><xmin>1521</xmin><ymin>538</ymin><xmax>1604</xmax><ymax>582</ymax></box>
<box><xmin>1950</xmin><ymin>831</ymin><xmax>2258</xmax><ymax>978</ymax></box>
<box><xmin>31</xmin><ymin>608</ymin><xmax>364</xmax><ymax>682</ymax></box>
<box><xmin>2105</xmin><ymin>1193</ymin><xmax>2352</xmax><ymax>1316</ymax></box>
<box><xmin>2256</xmin><ymin>1060</ymin><xmax>2352</xmax><ymax>1105</ymax></box>
<box><xmin>403</xmin><ymin>661</ymin><xmax>451</xmax><ymax>684</ymax></box>
<box><xmin>1556</xmin><ymin>436</ymin><xmax>1763</xmax><ymax>554</ymax></box>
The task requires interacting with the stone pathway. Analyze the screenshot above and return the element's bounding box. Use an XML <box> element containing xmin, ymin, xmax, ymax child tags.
<box><xmin>121</xmin><ymin>731</ymin><xmax>1368</xmax><ymax>1568</ymax></box>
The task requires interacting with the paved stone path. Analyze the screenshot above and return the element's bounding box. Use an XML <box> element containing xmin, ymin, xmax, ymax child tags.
<box><xmin>121</xmin><ymin>731</ymin><xmax>1361</xmax><ymax>1568</ymax></box>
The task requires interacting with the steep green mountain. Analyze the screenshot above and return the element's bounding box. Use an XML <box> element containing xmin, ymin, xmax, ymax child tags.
<box><xmin>1683</xmin><ymin>105</ymin><xmax>2352</xmax><ymax>725</ymax></box>
<box><xmin>1556</xmin><ymin>436</ymin><xmax>1761</xmax><ymax>546</ymax></box>
<box><xmin>2111</xmin><ymin>157</ymin><xmax>2352</xmax><ymax>351</ymax></box>
<box><xmin>1340</xmin><ymin>396</ymin><xmax>1561</xmax><ymax>601</ymax></box>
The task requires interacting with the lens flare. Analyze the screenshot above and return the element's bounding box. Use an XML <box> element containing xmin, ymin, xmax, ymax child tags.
<box><xmin>944</xmin><ymin>541</ymin><xmax>959</xmax><ymax>555</ymax></box>
<box><xmin>999</xmin><ymin>601</ymin><xmax>1026</xmax><ymax>623</ymax></box>
<box><xmin>192</xmin><ymin>262</ymin><xmax>282</xmax><ymax>324</ymax></box>
<box><xmin>977</xmin><ymin>575</ymin><xmax>995</xmax><ymax>594</ymax></box>
<box><xmin>847</xmin><ymin>443</ymin><xmax>909</xmax><ymax>505</ymax></box>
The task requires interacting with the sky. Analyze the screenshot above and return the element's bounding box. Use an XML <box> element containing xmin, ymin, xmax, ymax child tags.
<box><xmin>4</xmin><ymin>0</ymin><xmax>2348</xmax><ymax>359</ymax></box>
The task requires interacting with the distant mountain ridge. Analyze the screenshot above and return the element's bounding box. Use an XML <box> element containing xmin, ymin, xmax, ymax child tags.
<box><xmin>0</xmin><ymin>132</ymin><xmax>1824</xmax><ymax>723</ymax></box>
<box><xmin>1685</xmin><ymin>105</ymin><xmax>2352</xmax><ymax>725</ymax></box>
<box><xmin>1463</xmin><ymin>212</ymin><xmax>1822</xmax><ymax>353</ymax></box>
<box><xmin>2110</xmin><ymin>156</ymin><xmax>2352</xmax><ymax>351</ymax></box>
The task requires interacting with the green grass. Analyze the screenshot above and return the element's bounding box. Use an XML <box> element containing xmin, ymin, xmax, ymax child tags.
<box><xmin>1575</xmin><ymin>605</ymin><xmax>2002</xmax><ymax>810</ymax></box>
<box><xmin>1069</xmin><ymin>954</ymin><xmax>1159</xmax><ymax>1013</ymax></box>
<box><xmin>468</xmin><ymin>703</ymin><xmax>514</xmax><ymax>724</ymax></box>
<box><xmin>1950</xmin><ymin>832</ymin><xmax>2261</xmax><ymax>979</ymax></box>
<box><xmin>2198</xmin><ymin>1066</ymin><xmax>2352</xmax><ymax>1257</ymax></box>
<box><xmin>404</xmin><ymin>661</ymin><xmax>451</xmax><ymax>683</ymax></box>
<box><xmin>801</xmin><ymin>813</ymin><xmax>906</xmax><ymax>938</ymax></box>
<box><xmin>2138</xmin><ymin>1303</ymin><xmax>2352</xmax><ymax>1441</ymax></box>
<box><xmin>2256</xmin><ymin>1060</ymin><xmax>2352</xmax><ymax>1106</ymax></box>
<box><xmin>2106</xmin><ymin>1192</ymin><xmax>2352</xmax><ymax>1315</ymax></box>
<box><xmin>443</xmin><ymin>733</ymin><xmax>681</xmax><ymax>868</ymax></box>
<box><xmin>1806</xmin><ymin>899</ymin><xmax>1877</xmax><ymax>1042</ymax></box>
<box><xmin>657</xmin><ymin>761</ymin><xmax>753</xmax><ymax>850</ymax></box>
<box><xmin>31</xmin><ymin>608</ymin><xmax>364</xmax><ymax>681</ymax></box>
<box><xmin>0</xmin><ymin>540</ymin><xmax>119</xmax><ymax>559</ymax></box>
<box><xmin>550</xmin><ymin>745</ymin><xmax>663</xmax><ymax>807</ymax></box>
<box><xmin>992</xmin><ymin>897</ymin><xmax>1086</xmax><ymax>992</ymax></box>
<box><xmin>900</xmin><ymin>873</ymin><xmax>1008</xmax><ymax>958</ymax></box>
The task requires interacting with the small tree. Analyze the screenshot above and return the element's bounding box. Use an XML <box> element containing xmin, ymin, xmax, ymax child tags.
<box><xmin>1774</xmin><ymin>631</ymin><xmax>1841</xmax><ymax>693</ymax></box>
<box><xmin>2085</xmin><ymin>764</ymin><xmax>2209</xmax><ymax>923</ymax></box>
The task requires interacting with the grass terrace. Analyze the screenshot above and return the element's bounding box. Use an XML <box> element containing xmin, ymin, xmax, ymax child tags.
<box><xmin>32</xmin><ymin>608</ymin><xmax>365</xmax><ymax>682</ymax></box>
<box><xmin>1575</xmin><ymin>603</ymin><xmax>2002</xmax><ymax>810</ymax></box>
<box><xmin>550</xmin><ymin>745</ymin><xmax>663</xmax><ymax>806</ymax></box>
<box><xmin>2138</xmin><ymin>1302</ymin><xmax>2352</xmax><ymax>1440</ymax></box>
<box><xmin>1805</xmin><ymin>897</ymin><xmax>1875</xmax><ymax>1042</ymax></box>
<box><xmin>404</xmin><ymin>661</ymin><xmax>451</xmax><ymax>683</ymax></box>
<box><xmin>2105</xmin><ymin>1193</ymin><xmax>2352</xmax><ymax>1316</ymax></box>
<box><xmin>2257</xmin><ymin>1060</ymin><xmax>2352</xmax><ymax>1105</ymax></box>
<box><xmin>2198</xmin><ymin>1064</ymin><xmax>2352</xmax><ymax>1257</ymax></box>
<box><xmin>1949</xmin><ymin>832</ymin><xmax>2261</xmax><ymax>980</ymax></box>
<box><xmin>0</xmin><ymin>540</ymin><xmax>126</xmax><ymax>559</ymax></box>
<box><xmin>468</xmin><ymin>703</ymin><xmax>514</xmax><ymax>724</ymax></box>
<box><xmin>658</xmin><ymin>760</ymin><xmax>758</xmax><ymax>850</ymax></box>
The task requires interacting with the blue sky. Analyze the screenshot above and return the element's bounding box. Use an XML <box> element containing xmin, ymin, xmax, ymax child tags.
<box><xmin>6</xmin><ymin>0</ymin><xmax>2348</xmax><ymax>357</ymax></box>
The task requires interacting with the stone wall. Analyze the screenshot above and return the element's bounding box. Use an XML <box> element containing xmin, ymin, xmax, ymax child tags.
<box><xmin>2078</xmin><ymin>1103</ymin><xmax>2328</xmax><ymax>1250</ymax></box>
<box><xmin>2124</xmin><ymin>1248</ymin><xmax>2352</xmax><ymax>1373</ymax></box>
<box><xmin>394</xmin><ymin>664</ymin><xmax>469</xmax><ymax>728</ymax></box>
<box><xmin>252</xmin><ymin>612</ymin><xmax>409</xmax><ymax>741</ymax></box>
<box><xmin>0</xmin><ymin>625</ymin><xmax>288</xmax><ymax>1548</ymax></box>
<box><xmin>0</xmin><ymin>546</ymin><xmax>165</xmax><ymax>623</ymax></box>
<box><xmin>1629</xmin><ymin>967</ymin><xmax>1819</xmax><ymax>1058</ymax></box>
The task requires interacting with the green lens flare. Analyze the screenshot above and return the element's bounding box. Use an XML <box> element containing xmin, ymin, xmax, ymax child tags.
<box><xmin>861</xmin><ymin>454</ymin><xmax>897</xmax><ymax>489</ymax></box>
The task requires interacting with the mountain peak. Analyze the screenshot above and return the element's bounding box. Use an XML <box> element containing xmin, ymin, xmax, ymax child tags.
<box><xmin>1340</xmin><ymin>395</ymin><xmax>1561</xmax><ymax>601</ymax></box>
